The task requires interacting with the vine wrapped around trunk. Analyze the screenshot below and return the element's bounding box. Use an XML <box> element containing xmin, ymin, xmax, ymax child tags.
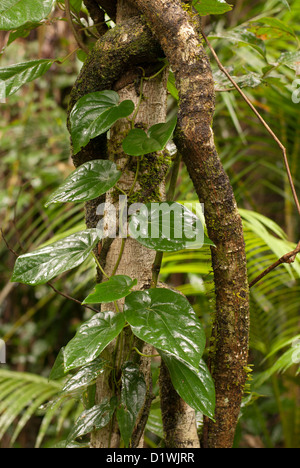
<box><xmin>130</xmin><ymin>0</ymin><xmax>250</xmax><ymax>448</ymax></box>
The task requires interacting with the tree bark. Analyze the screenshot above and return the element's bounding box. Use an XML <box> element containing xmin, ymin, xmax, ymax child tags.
<box><xmin>130</xmin><ymin>0</ymin><xmax>250</xmax><ymax>448</ymax></box>
<box><xmin>160</xmin><ymin>361</ymin><xmax>200</xmax><ymax>448</ymax></box>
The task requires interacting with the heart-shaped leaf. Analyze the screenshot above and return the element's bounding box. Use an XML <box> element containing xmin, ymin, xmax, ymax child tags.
<box><xmin>69</xmin><ymin>91</ymin><xmax>135</xmax><ymax>155</ymax></box>
<box><xmin>160</xmin><ymin>353</ymin><xmax>215</xmax><ymax>420</ymax></box>
<box><xmin>116</xmin><ymin>362</ymin><xmax>147</xmax><ymax>448</ymax></box>
<box><xmin>64</xmin><ymin>311</ymin><xmax>126</xmax><ymax>371</ymax></box>
<box><xmin>129</xmin><ymin>201</ymin><xmax>214</xmax><ymax>252</ymax></box>
<box><xmin>11</xmin><ymin>229</ymin><xmax>99</xmax><ymax>286</ymax></box>
<box><xmin>83</xmin><ymin>275</ymin><xmax>137</xmax><ymax>304</ymax></box>
<box><xmin>0</xmin><ymin>60</ymin><xmax>53</xmax><ymax>97</ymax></box>
<box><xmin>0</xmin><ymin>0</ymin><xmax>55</xmax><ymax>31</ymax></box>
<box><xmin>122</xmin><ymin>117</ymin><xmax>177</xmax><ymax>156</ymax></box>
<box><xmin>192</xmin><ymin>0</ymin><xmax>232</xmax><ymax>16</ymax></box>
<box><xmin>124</xmin><ymin>288</ymin><xmax>206</xmax><ymax>368</ymax></box>
<box><xmin>67</xmin><ymin>397</ymin><xmax>117</xmax><ymax>443</ymax></box>
<box><xmin>45</xmin><ymin>160</ymin><xmax>122</xmax><ymax>207</ymax></box>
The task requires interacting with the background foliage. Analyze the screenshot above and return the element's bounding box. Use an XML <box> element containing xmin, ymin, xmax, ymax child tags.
<box><xmin>0</xmin><ymin>0</ymin><xmax>299</xmax><ymax>448</ymax></box>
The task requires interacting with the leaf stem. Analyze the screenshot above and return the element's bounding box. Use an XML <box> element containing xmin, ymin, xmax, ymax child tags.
<box><xmin>144</xmin><ymin>63</ymin><xmax>168</xmax><ymax>81</ymax></box>
<box><xmin>92</xmin><ymin>252</ymin><xmax>110</xmax><ymax>279</ymax></box>
<box><xmin>132</xmin><ymin>347</ymin><xmax>160</xmax><ymax>358</ymax></box>
<box><xmin>65</xmin><ymin>0</ymin><xmax>89</xmax><ymax>54</ymax></box>
<box><xmin>128</xmin><ymin>158</ymin><xmax>141</xmax><ymax>198</ymax></box>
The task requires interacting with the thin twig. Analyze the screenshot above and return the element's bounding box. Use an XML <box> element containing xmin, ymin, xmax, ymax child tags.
<box><xmin>1</xmin><ymin>228</ymin><xmax>19</xmax><ymax>257</ymax></box>
<box><xmin>249</xmin><ymin>241</ymin><xmax>300</xmax><ymax>288</ymax></box>
<box><xmin>47</xmin><ymin>282</ymin><xmax>99</xmax><ymax>313</ymax></box>
<box><xmin>201</xmin><ymin>30</ymin><xmax>300</xmax><ymax>217</ymax></box>
<box><xmin>65</xmin><ymin>0</ymin><xmax>90</xmax><ymax>54</ymax></box>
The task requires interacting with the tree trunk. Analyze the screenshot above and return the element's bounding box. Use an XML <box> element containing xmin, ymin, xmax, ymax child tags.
<box><xmin>67</xmin><ymin>0</ymin><xmax>250</xmax><ymax>449</ymax></box>
<box><xmin>130</xmin><ymin>0</ymin><xmax>250</xmax><ymax>448</ymax></box>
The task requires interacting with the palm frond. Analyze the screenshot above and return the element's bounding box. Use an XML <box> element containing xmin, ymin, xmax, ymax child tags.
<box><xmin>0</xmin><ymin>369</ymin><xmax>81</xmax><ymax>448</ymax></box>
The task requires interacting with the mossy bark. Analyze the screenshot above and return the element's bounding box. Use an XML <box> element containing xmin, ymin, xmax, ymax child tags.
<box><xmin>131</xmin><ymin>0</ymin><xmax>250</xmax><ymax>449</ymax></box>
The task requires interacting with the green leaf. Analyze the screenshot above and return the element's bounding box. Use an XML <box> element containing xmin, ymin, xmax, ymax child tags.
<box><xmin>61</xmin><ymin>0</ymin><xmax>83</xmax><ymax>12</ymax></box>
<box><xmin>0</xmin><ymin>60</ymin><xmax>53</xmax><ymax>97</ymax></box>
<box><xmin>279</xmin><ymin>0</ymin><xmax>290</xmax><ymax>9</ymax></box>
<box><xmin>160</xmin><ymin>353</ymin><xmax>215</xmax><ymax>420</ymax></box>
<box><xmin>11</xmin><ymin>229</ymin><xmax>99</xmax><ymax>286</ymax></box>
<box><xmin>214</xmin><ymin>69</ymin><xmax>263</xmax><ymax>90</ymax></box>
<box><xmin>64</xmin><ymin>311</ymin><xmax>126</xmax><ymax>371</ymax></box>
<box><xmin>278</xmin><ymin>51</ymin><xmax>300</xmax><ymax>71</ymax></box>
<box><xmin>192</xmin><ymin>0</ymin><xmax>232</xmax><ymax>16</ymax></box>
<box><xmin>69</xmin><ymin>91</ymin><xmax>135</xmax><ymax>155</ymax></box>
<box><xmin>167</xmin><ymin>71</ymin><xmax>179</xmax><ymax>101</ymax></box>
<box><xmin>129</xmin><ymin>201</ymin><xmax>214</xmax><ymax>252</ymax></box>
<box><xmin>208</xmin><ymin>30</ymin><xmax>266</xmax><ymax>59</ymax></box>
<box><xmin>116</xmin><ymin>362</ymin><xmax>147</xmax><ymax>448</ymax></box>
<box><xmin>45</xmin><ymin>160</ymin><xmax>122</xmax><ymax>207</ymax></box>
<box><xmin>62</xmin><ymin>359</ymin><xmax>108</xmax><ymax>395</ymax></box>
<box><xmin>0</xmin><ymin>0</ymin><xmax>55</xmax><ymax>31</ymax></box>
<box><xmin>6</xmin><ymin>22</ymin><xmax>41</xmax><ymax>47</ymax></box>
<box><xmin>124</xmin><ymin>289</ymin><xmax>206</xmax><ymax>368</ymax></box>
<box><xmin>49</xmin><ymin>348</ymin><xmax>66</xmax><ymax>381</ymax></box>
<box><xmin>122</xmin><ymin>117</ymin><xmax>177</xmax><ymax>156</ymax></box>
<box><xmin>67</xmin><ymin>397</ymin><xmax>117</xmax><ymax>443</ymax></box>
<box><xmin>249</xmin><ymin>17</ymin><xmax>297</xmax><ymax>40</ymax></box>
<box><xmin>83</xmin><ymin>275</ymin><xmax>137</xmax><ymax>304</ymax></box>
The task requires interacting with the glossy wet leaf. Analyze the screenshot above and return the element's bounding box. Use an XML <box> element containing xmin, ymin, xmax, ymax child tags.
<box><xmin>83</xmin><ymin>275</ymin><xmax>137</xmax><ymax>304</ymax></box>
<box><xmin>45</xmin><ymin>160</ymin><xmax>122</xmax><ymax>206</ymax></box>
<box><xmin>124</xmin><ymin>288</ymin><xmax>206</xmax><ymax>368</ymax></box>
<box><xmin>62</xmin><ymin>359</ymin><xmax>108</xmax><ymax>395</ymax></box>
<box><xmin>122</xmin><ymin>117</ymin><xmax>177</xmax><ymax>156</ymax></box>
<box><xmin>116</xmin><ymin>363</ymin><xmax>147</xmax><ymax>448</ymax></box>
<box><xmin>129</xmin><ymin>201</ymin><xmax>214</xmax><ymax>252</ymax></box>
<box><xmin>70</xmin><ymin>91</ymin><xmax>135</xmax><ymax>155</ymax></box>
<box><xmin>67</xmin><ymin>397</ymin><xmax>117</xmax><ymax>443</ymax></box>
<box><xmin>0</xmin><ymin>0</ymin><xmax>55</xmax><ymax>31</ymax></box>
<box><xmin>64</xmin><ymin>311</ymin><xmax>126</xmax><ymax>371</ymax></box>
<box><xmin>11</xmin><ymin>229</ymin><xmax>99</xmax><ymax>286</ymax></box>
<box><xmin>192</xmin><ymin>0</ymin><xmax>232</xmax><ymax>16</ymax></box>
<box><xmin>160</xmin><ymin>353</ymin><xmax>215</xmax><ymax>420</ymax></box>
<box><xmin>0</xmin><ymin>60</ymin><xmax>54</xmax><ymax>97</ymax></box>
